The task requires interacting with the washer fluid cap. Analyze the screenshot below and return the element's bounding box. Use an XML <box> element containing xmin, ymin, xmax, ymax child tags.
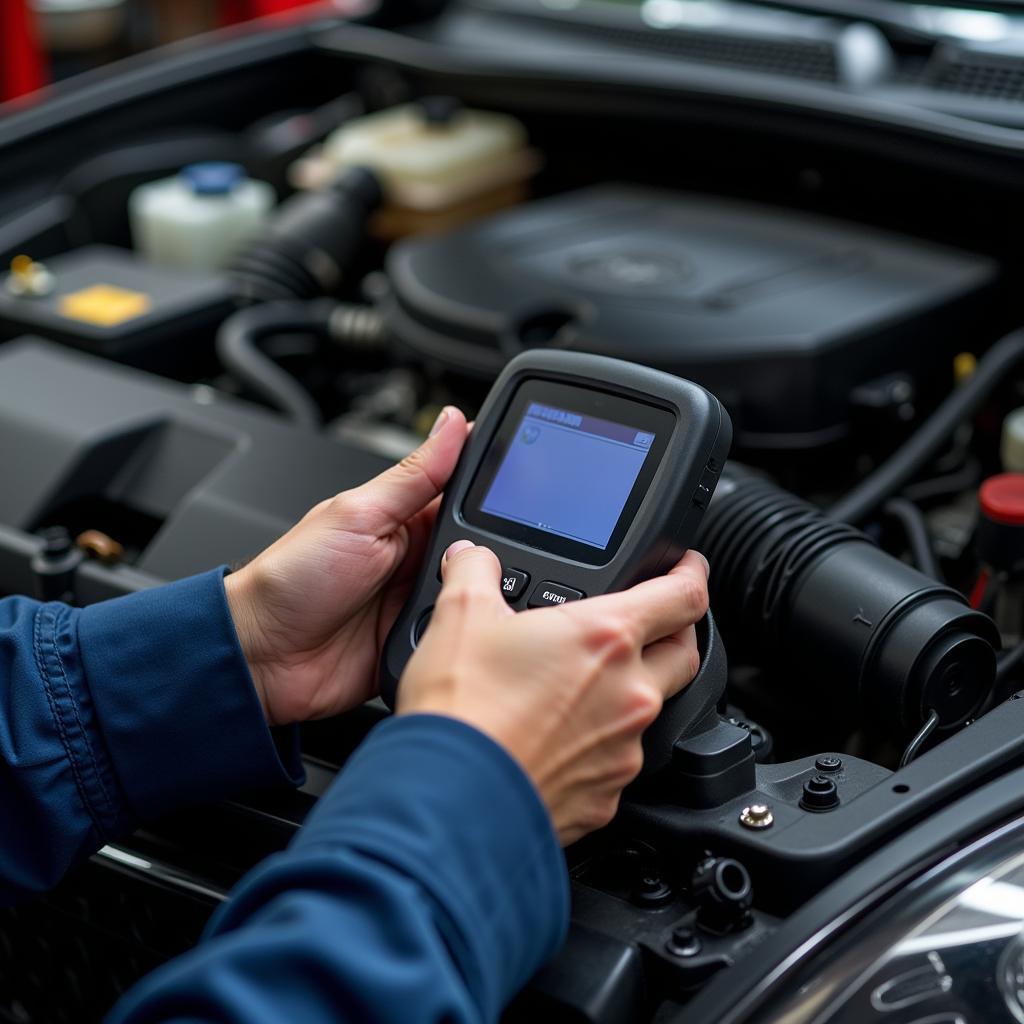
<box><xmin>183</xmin><ymin>162</ymin><xmax>244</xmax><ymax>196</ymax></box>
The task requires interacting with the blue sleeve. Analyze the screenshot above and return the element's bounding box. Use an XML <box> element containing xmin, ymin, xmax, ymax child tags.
<box><xmin>0</xmin><ymin>568</ymin><xmax>301</xmax><ymax>901</ymax></box>
<box><xmin>109</xmin><ymin>715</ymin><xmax>571</xmax><ymax>1024</ymax></box>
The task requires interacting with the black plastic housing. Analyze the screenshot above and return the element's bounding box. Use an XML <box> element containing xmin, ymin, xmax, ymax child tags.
<box><xmin>670</xmin><ymin>719</ymin><xmax>756</xmax><ymax>809</ymax></box>
<box><xmin>0</xmin><ymin>337</ymin><xmax>391</xmax><ymax>594</ymax></box>
<box><xmin>382</xmin><ymin>185</ymin><xmax>996</xmax><ymax>451</ymax></box>
<box><xmin>379</xmin><ymin>349</ymin><xmax>731</xmax><ymax>707</ymax></box>
<box><xmin>0</xmin><ymin>245</ymin><xmax>232</xmax><ymax>375</ymax></box>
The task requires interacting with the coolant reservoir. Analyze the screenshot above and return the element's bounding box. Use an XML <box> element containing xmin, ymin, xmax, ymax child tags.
<box><xmin>291</xmin><ymin>100</ymin><xmax>539</xmax><ymax>237</ymax></box>
<box><xmin>130</xmin><ymin>163</ymin><xmax>275</xmax><ymax>271</ymax></box>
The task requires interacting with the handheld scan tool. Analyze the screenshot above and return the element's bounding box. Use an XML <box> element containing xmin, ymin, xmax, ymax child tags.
<box><xmin>380</xmin><ymin>350</ymin><xmax>732</xmax><ymax>708</ymax></box>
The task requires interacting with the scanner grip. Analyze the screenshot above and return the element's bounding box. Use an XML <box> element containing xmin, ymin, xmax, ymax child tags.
<box><xmin>640</xmin><ymin>611</ymin><xmax>727</xmax><ymax>776</ymax></box>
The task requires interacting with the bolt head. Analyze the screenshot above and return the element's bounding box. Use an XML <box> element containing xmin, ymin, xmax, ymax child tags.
<box><xmin>739</xmin><ymin>804</ymin><xmax>774</xmax><ymax>830</ymax></box>
<box><xmin>634</xmin><ymin>874</ymin><xmax>673</xmax><ymax>907</ymax></box>
<box><xmin>806</xmin><ymin>774</ymin><xmax>835</xmax><ymax>792</ymax></box>
<box><xmin>665</xmin><ymin>926</ymin><xmax>702</xmax><ymax>958</ymax></box>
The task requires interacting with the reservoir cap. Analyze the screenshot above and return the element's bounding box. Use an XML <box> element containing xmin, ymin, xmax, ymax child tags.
<box><xmin>980</xmin><ymin>473</ymin><xmax>1024</xmax><ymax>527</ymax></box>
<box><xmin>977</xmin><ymin>473</ymin><xmax>1024</xmax><ymax>572</ymax></box>
<box><xmin>182</xmin><ymin>162</ymin><xmax>244</xmax><ymax>196</ymax></box>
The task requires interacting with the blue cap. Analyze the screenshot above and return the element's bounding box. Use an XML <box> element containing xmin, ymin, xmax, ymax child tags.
<box><xmin>182</xmin><ymin>162</ymin><xmax>244</xmax><ymax>196</ymax></box>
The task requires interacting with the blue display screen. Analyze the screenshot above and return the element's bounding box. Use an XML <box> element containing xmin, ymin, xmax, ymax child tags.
<box><xmin>479</xmin><ymin>402</ymin><xmax>656</xmax><ymax>550</ymax></box>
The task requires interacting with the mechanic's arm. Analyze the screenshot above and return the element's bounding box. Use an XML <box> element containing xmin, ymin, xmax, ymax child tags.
<box><xmin>0</xmin><ymin>406</ymin><xmax>473</xmax><ymax>900</ymax></box>
<box><xmin>0</xmin><ymin>572</ymin><xmax>302</xmax><ymax>901</ymax></box>
<box><xmin>110</xmin><ymin>543</ymin><xmax>710</xmax><ymax>1024</ymax></box>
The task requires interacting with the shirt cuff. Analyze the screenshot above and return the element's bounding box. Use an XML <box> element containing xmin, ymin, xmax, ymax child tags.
<box><xmin>77</xmin><ymin>567</ymin><xmax>303</xmax><ymax>829</ymax></box>
<box><xmin>290</xmin><ymin>713</ymin><xmax>570</xmax><ymax>1019</ymax></box>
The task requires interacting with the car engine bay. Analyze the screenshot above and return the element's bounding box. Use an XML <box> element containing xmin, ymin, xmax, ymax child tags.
<box><xmin>7</xmin><ymin>2</ymin><xmax>1024</xmax><ymax>1021</ymax></box>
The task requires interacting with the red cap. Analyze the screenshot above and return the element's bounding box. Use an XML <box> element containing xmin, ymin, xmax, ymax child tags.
<box><xmin>980</xmin><ymin>473</ymin><xmax>1024</xmax><ymax>526</ymax></box>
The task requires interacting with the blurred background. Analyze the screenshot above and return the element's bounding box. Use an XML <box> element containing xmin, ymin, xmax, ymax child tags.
<box><xmin>1</xmin><ymin>0</ymin><xmax>331</xmax><ymax>104</ymax></box>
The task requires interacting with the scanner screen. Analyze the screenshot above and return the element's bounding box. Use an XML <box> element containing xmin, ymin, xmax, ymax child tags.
<box><xmin>479</xmin><ymin>402</ymin><xmax>655</xmax><ymax>550</ymax></box>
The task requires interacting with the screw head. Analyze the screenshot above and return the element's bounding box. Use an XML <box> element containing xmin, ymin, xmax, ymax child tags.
<box><xmin>815</xmin><ymin>755</ymin><xmax>843</xmax><ymax>773</ymax></box>
<box><xmin>739</xmin><ymin>804</ymin><xmax>774</xmax><ymax>830</ymax></box>
<box><xmin>634</xmin><ymin>874</ymin><xmax>673</xmax><ymax>907</ymax></box>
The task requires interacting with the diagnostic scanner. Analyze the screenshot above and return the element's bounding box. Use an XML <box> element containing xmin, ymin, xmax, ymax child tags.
<box><xmin>380</xmin><ymin>350</ymin><xmax>732</xmax><ymax>707</ymax></box>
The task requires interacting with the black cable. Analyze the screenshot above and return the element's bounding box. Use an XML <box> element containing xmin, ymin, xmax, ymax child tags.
<box><xmin>830</xmin><ymin>329</ymin><xmax>1024</xmax><ymax>525</ymax></box>
<box><xmin>898</xmin><ymin>709</ymin><xmax>940</xmax><ymax>768</ymax></box>
<box><xmin>883</xmin><ymin>497</ymin><xmax>942</xmax><ymax>581</ymax></box>
<box><xmin>216</xmin><ymin>300</ymin><xmax>339</xmax><ymax>428</ymax></box>
<box><xmin>900</xmin><ymin>456</ymin><xmax>981</xmax><ymax>505</ymax></box>
<box><xmin>216</xmin><ymin>300</ymin><xmax>389</xmax><ymax>427</ymax></box>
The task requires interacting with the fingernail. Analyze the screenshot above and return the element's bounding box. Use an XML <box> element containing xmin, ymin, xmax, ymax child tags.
<box><xmin>444</xmin><ymin>540</ymin><xmax>474</xmax><ymax>562</ymax></box>
<box><xmin>696</xmin><ymin>552</ymin><xmax>711</xmax><ymax>579</ymax></box>
<box><xmin>429</xmin><ymin>407</ymin><xmax>452</xmax><ymax>438</ymax></box>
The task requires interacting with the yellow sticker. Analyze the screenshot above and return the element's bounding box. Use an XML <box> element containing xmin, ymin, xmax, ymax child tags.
<box><xmin>58</xmin><ymin>284</ymin><xmax>151</xmax><ymax>327</ymax></box>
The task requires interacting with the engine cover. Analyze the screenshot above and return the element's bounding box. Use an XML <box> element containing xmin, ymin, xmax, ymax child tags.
<box><xmin>0</xmin><ymin>338</ymin><xmax>390</xmax><ymax>588</ymax></box>
<box><xmin>383</xmin><ymin>185</ymin><xmax>998</xmax><ymax>450</ymax></box>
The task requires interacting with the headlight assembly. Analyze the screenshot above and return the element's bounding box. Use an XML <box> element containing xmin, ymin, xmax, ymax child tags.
<box><xmin>743</xmin><ymin>816</ymin><xmax>1024</xmax><ymax>1024</ymax></box>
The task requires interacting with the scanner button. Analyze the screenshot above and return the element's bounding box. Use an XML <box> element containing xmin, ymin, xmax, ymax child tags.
<box><xmin>693</xmin><ymin>466</ymin><xmax>718</xmax><ymax>509</ymax></box>
<box><xmin>529</xmin><ymin>582</ymin><xmax>585</xmax><ymax>608</ymax></box>
<box><xmin>501</xmin><ymin>569</ymin><xmax>530</xmax><ymax>602</ymax></box>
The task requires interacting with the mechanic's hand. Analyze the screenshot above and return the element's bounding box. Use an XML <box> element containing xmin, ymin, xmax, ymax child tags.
<box><xmin>225</xmin><ymin>407</ymin><xmax>470</xmax><ymax>726</ymax></box>
<box><xmin>397</xmin><ymin>542</ymin><xmax>710</xmax><ymax>846</ymax></box>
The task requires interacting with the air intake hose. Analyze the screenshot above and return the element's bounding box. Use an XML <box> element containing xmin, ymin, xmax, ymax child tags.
<box><xmin>229</xmin><ymin>166</ymin><xmax>382</xmax><ymax>303</ymax></box>
<box><xmin>697</xmin><ymin>467</ymin><xmax>999</xmax><ymax>737</ymax></box>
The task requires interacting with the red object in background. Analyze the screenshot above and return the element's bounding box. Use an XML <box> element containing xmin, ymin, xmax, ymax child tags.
<box><xmin>975</xmin><ymin>473</ymin><xmax>1024</xmax><ymax>582</ymax></box>
<box><xmin>980</xmin><ymin>474</ymin><xmax>1024</xmax><ymax>527</ymax></box>
<box><xmin>1</xmin><ymin>0</ymin><xmax>48</xmax><ymax>102</ymax></box>
<box><xmin>220</xmin><ymin>0</ymin><xmax>323</xmax><ymax>22</ymax></box>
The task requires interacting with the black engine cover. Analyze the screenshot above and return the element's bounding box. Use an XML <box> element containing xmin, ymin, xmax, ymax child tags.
<box><xmin>383</xmin><ymin>185</ymin><xmax>997</xmax><ymax>451</ymax></box>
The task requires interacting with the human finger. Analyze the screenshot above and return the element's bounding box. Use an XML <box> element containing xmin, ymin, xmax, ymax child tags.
<box><xmin>344</xmin><ymin>406</ymin><xmax>469</xmax><ymax>530</ymax></box>
<box><xmin>643</xmin><ymin>624</ymin><xmax>701</xmax><ymax>700</ymax></box>
<box><xmin>571</xmin><ymin>551</ymin><xmax>710</xmax><ymax>646</ymax></box>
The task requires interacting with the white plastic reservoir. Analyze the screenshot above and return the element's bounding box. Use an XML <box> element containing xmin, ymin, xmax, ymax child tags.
<box><xmin>130</xmin><ymin>163</ymin><xmax>275</xmax><ymax>271</ymax></box>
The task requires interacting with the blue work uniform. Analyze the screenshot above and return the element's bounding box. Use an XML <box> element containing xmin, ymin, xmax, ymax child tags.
<box><xmin>0</xmin><ymin>568</ymin><xmax>569</xmax><ymax>1022</ymax></box>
